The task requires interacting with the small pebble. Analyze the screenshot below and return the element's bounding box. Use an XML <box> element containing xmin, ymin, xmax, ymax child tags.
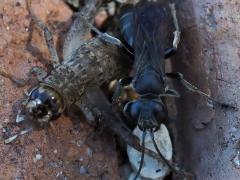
<box><xmin>232</xmin><ymin>151</ymin><xmax>240</xmax><ymax>168</ymax></box>
<box><xmin>2</xmin><ymin>128</ymin><xmax>6</xmax><ymax>133</ymax></box>
<box><xmin>36</xmin><ymin>154</ymin><xmax>42</xmax><ymax>160</ymax></box>
<box><xmin>65</xmin><ymin>0</ymin><xmax>79</xmax><ymax>8</ymax></box>
<box><xmin>86</xmin><ymin>148</ymin><xmax>93</xmax><ymax>157</ymax></box>
<box><xmin>33</xmin><ymin>153</ymin><xmax>42</xmax><ymax>163</ymax></box>
<box><xmin>79</xmin><ymin>166</ymin><xmax>87</xmax><ymax>174</ymax></box>
<box><xmin>127</xmin><ymin>124</ymin><xmax>172</xmax><ymax>179</ymax></box>
<box><xmin>79</xmin><ymin>156</ymin><xmax>84</xmax><ymax>161</ymax></box>
<box><xmin>76</xmin><ymin>140</ymin><xmax>84</xmax><ymax>147</ymax></box>
<box><xmin>56</xmin><ymin>171</ymin><xmax>68</xmax><ymax>180</ymax></box>
<box><xmin>108</xmin><ymin>2</ymin><xmax>116</xmax><ymax>16</ymax></box>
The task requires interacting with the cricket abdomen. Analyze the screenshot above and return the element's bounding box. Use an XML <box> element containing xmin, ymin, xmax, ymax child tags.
<box><xmin>43</xmin><ymin>38</ymin><xmax>126</xmax><ymax>108</ymax></box>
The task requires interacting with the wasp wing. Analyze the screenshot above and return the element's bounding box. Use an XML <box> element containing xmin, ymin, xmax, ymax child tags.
<box><xmin>132</xmin><ymin>1</ymin><xmax>173</xmax><ymax>79</ymax></box>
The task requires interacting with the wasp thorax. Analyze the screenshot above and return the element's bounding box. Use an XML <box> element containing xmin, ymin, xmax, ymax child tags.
<box><xmin>25</xmin><ymin>85</ymin><xmax>64</xmax><ymax>125</ymax></box>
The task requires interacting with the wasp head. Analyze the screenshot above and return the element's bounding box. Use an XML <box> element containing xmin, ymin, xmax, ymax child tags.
<box><xmin>124</xmin><ymin>97</ymin><xmax>167</xmax><ymax>131</ymax></box>
<box><xmin>24</xmin><ymin>85</ymin><xmax>64</xmax><ymax>125</ymax></box>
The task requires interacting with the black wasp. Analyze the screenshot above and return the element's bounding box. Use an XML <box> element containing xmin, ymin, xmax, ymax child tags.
<box><xmin>118</xmin><ymin>1</ymin><xmax>187</xmax><ymax>179</ymax></box>
<box><xmin>92</xmin><ymin>0</ymin><xmax>235</xmax><ymax>179</ymax></box>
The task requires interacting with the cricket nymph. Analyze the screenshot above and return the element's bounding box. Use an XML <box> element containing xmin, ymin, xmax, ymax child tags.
<box><xmin>21</xmin><ymin>38</ymin><xmax>126</xmax><ymax>125</ymax></box>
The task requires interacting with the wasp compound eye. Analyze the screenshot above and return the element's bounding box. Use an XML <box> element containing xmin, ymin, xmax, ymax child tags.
<box><xmin>26</xmin><ymin>85</ymin><xmax>64</xmax><ymax>125</ymax></box>
<box><xmin>124</xmin><ymin>99</ymin><xmax>167</xmax><ymax>131</ymax></box>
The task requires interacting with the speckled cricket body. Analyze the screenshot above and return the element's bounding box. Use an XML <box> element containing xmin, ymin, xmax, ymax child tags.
<box><xmin>44</xmin><ymin>41</ymin><xmax>120</xmax><ymax>107</ymax></box>
<box><xmin>24</xmin><ymin>39</ymin><xmax>125</xmax><ymax>125</ymax></box>
<box><xmin>19</xmin><ymin>12</ymin><xmax>126</xmax><ymax>125</ymax></box>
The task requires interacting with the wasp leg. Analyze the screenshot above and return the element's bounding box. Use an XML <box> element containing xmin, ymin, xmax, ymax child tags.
<box><xmin>112</xmin><ymin>80</ymin><xmax>124</xmax><ymax>104</ymax></box>
<box><xmin>165</xmin><ymin>47</ymin><xmax>177</xmax><ymax>59</ymax></box>
<box><xmin>169</xmin><ymin>3</ymin><xmax>181</xmax><ymax>49</ymax></box>
<box><xmin>164</xmin><ymin>3</ymin><xmax>180</xmax><ymax>59</ymax></box>
<box><xmin>166</xmin><ymin>72</ymin><xmax>214</xmax><ymax>97</ymax></box>
<box><xmin>159</xmin><ymin>87</ymin><xmax>180</xmax><ymax>98</ymax></box>
<box><xmin>91</xmin><ymin>26</ymin><xmax>134</xmax><ymax>55</ymax></box>
<box><xmin>26</xmin><ymin>0</ymin><xmax>59</xmax><ymax>67</ymax></box>
<box><xmin>166</xmin><ymin>72</ymin><xmax>237</xmax><ymax>109</ymax></box>
<box><xmin>112</xmin><ymin>77</ymin><xmax>133</xmax><ymax>104</ymax></box>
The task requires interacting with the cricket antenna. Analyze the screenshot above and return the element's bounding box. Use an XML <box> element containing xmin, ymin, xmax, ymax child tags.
<box><xmin>133</xmin><ymin>129</ymin><xmax>146</xmax><ymax>180</ymax></box>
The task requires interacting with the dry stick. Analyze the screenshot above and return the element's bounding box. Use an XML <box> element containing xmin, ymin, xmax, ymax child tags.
<box><xmin>85</xmin><ymin>86</ymin><xmax>195</xmax><ymax>179</ymax></box>
<box><xmin>84</xmin><ymin>85</ymin><xmax>166</xmax><ymax>161</ymax></box>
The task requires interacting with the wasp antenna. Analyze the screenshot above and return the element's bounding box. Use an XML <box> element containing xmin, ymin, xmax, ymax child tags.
<box><xmin>207</xmin><ymin>98</ymin><xmax>238</xmax><ymax>111</ymax></box>
<box><xmin>150</xmin><ymin>129</ymin><xmax>195</xmax><ymax>179</ymax></box>
<box><xmin>150</xmin><ymin>129</ymin><xmax>173</xmax><ymax>169</ymax></box>
<box><xmin>133</xmin><ymin>129</ymin><xmax>146</xmax><ymax>180</ymax></box>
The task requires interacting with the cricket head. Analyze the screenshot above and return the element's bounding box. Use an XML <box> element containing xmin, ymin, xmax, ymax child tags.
<box><xmin>18</xmin><ymin>84</ymin><xmax>64</xmax><ymax>125</ymax></box>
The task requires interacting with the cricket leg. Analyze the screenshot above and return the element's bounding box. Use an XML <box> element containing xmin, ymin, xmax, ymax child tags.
<box><xmin>26</xmin><ymin>0</ymin><xmax>60</xmax><ymax>67</ymax></box>
<box><xmin>63</xmin><ymin>0</ymin><xmax>103</xmax><ymax>62</ymax></box>
<box><xmin>0</xmin><ymin>67</ymin><xmax>47</xmax><ymax>87</ymax></box>
<box><xmin>0</xmin><ymin>70</ymin><xmax>29</xmax><ymax>87</ymax></box>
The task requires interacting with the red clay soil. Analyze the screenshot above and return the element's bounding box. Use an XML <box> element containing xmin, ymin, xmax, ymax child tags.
<box><xmin>0</xmin><ymin>0</ymin><xmax>119</xmax><ymax>179</ymax></box>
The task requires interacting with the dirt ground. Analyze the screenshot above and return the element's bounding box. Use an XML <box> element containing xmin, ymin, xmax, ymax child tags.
<box><xmin>0</xmin><ymin>0</ymin><xmax>119</xmax><ymax>179</ymax></box>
